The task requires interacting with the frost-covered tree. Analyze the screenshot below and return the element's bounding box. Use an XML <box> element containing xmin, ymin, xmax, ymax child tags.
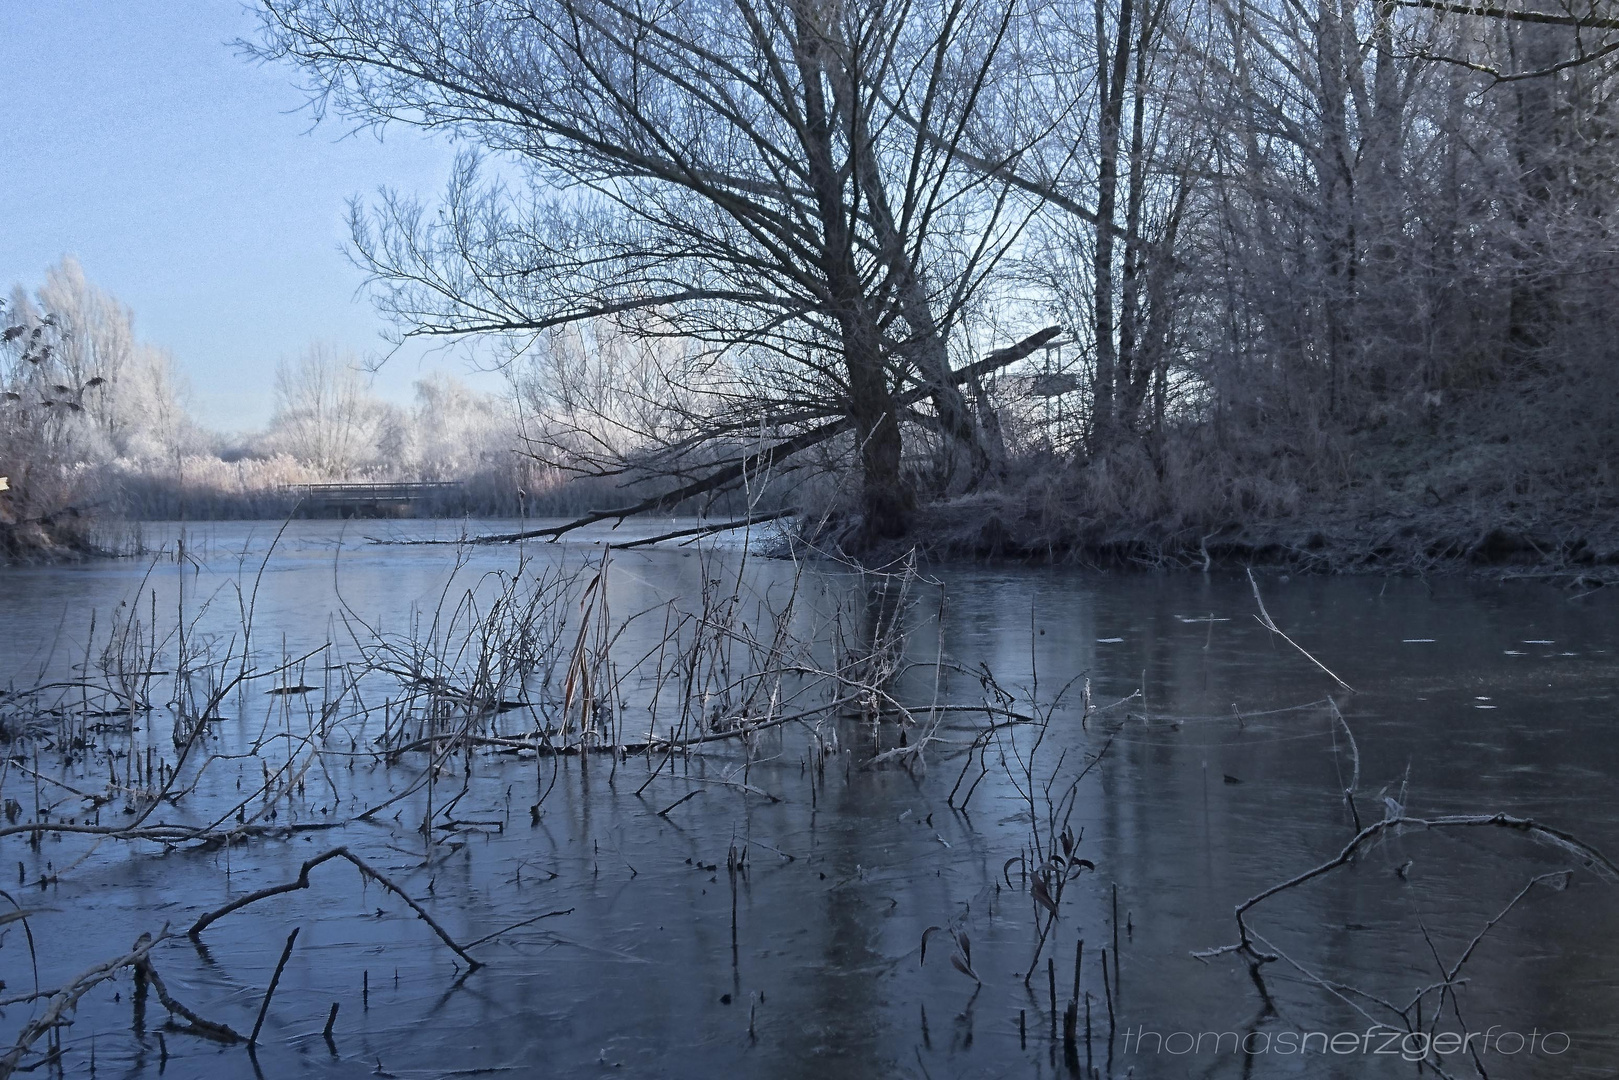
<box><xmin>410</xmin><ymin>372</ymin><xmax>510</xmax><ymax>481</ymax></box>
<box><xmin>266</xmin><ymin>343</ymin><xmax>391</xmax><ymax>477</ymax></box>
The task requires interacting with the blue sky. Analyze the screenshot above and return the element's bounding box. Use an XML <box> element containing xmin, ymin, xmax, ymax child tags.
<box><xmin>0</xmin><ymin>2</ymin><xmax>507</xmax><ymax>432</ymax></box>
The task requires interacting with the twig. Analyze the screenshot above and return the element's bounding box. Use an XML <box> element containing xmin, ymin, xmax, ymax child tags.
<box><xmin>187</xmin><ymin>847</ymin><xmax>482</xmax><ymax>970</ymax></box>
<box><xmin>1203</xmin><ymin>812</ymin><xmax>1618</xmax><ymax>958</ymax></box>
<box><xmin>464</xmin><ymin>909</ymin><xmax>574</xmax><ymax>949</ymax></box>
<box><xmin>250</xmin><ymin>927</ymin><xmax>300</xmax><ymax>1046</ymax></box>
<box><xmin>606</xmin><ymin>508</ymin><xmax>796</xmax><ymax>549</ymax></box>
<box><xmin>0</xmin><ymin>930</ymin><xmax>168</xmax><ymax>1078</ymax></box>
<box><xmin>656</xmin><ymin>790</ymin><xmax>704</xmax><ymax>817</ymax></box>
<box><xmin>134</xmin><ymin>953</ymin><xmax>243</xmax><ymax>1044</ymax></box>
<box><xmin>1247</xmin><ymin>569</ymin><xmax>1353</xmax><ymax>691</ymax></box>
<box><xmin>1327</xmin><ymin>697</ymin><xmax>1361</xmax><ymax>830</ymax></box>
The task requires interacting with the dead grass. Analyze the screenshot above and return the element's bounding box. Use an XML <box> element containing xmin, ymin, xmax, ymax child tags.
<box><xmin>887</xmin><ymin>377</ymin><xmax>1619</xmax><ymax>581</ymax></box>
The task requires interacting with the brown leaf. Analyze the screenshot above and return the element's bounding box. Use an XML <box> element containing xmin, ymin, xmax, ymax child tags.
<box><xmin>1002</xmin><ymin>855</ymin><xmax>1023</xmax><ymax>889</ymax></box>
<box><xmin>1031</xmin><ymin>874</ymin><xmax>1058</xmax><ymax>917</ymax></box>
<box><xmin>950</xmin><ymin>951</ymin><xmax>981</xmax><ymax>983</ymax></box>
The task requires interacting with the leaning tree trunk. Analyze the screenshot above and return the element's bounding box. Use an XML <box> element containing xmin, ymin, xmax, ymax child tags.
<box><xmin>794</xmin><ymin>10</ymin><xmax>914</xmax><ymax>544</ymax></box>
<box><xmin>824</xmin><ymin>46</ymin><xmax>990</xmax><ymax>492</ymax></box>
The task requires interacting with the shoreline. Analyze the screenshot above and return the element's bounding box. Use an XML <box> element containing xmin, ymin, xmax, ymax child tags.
<box><xmin>857</xmin><ymin>495</ymin><xmax>1619</xmax><ymax>588</ymax></box>
<box><xmin>8</xmin><ymin>501</ymin><xmax>1618</xmax><ymax>590</ymax></box>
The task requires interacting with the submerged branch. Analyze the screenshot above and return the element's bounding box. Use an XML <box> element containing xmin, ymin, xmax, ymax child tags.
<box><xmin>187</xmin><ymin>846</ymin><xmax>483</xmax><ymax>971</ymax></box>
<box><xmin>0</xmin><ymin>930</ymin><xmax>169</xmax><ymax>1078</ymax></box>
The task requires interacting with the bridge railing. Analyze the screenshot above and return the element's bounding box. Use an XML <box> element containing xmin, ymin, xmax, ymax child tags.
<box><xmin>285</xmin><ymin>482</ymin><xmax>465</xmax><ymax>502</ymax></box>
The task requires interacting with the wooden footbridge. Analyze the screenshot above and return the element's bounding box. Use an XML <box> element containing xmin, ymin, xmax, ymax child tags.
<box><xmin>287</xmin><ymin>482</ymin><xmax>464</xmax><ymax>518</ymax></box>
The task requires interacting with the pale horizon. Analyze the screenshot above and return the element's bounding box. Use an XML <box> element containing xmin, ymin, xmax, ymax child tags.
<box><xmin>0</xmin><ymin>2</ymin><xmax>508</xmax><ymax>433</ymax></box>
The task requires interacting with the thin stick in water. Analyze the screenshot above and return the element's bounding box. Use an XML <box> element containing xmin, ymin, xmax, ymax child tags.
<box><xmin>250</xmin><ymin>927</ymin><xmax>300</xmax><ymax>1047</ymax></box>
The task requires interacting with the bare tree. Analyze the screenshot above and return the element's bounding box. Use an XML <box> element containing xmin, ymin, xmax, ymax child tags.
<box><xmin>1027</xmin><ymin>0</ymin><xmax>1199</xmax><ymax>449</ymax></box>
<box><xmin>120</xmin><ymin>345</ymin><xmax>199</xmax><ymax>467</ymax></box>
<box><xmin>34</xmin><ymin>257</ymin><xmax>136</xmax><ymax>453</ymax></box>
<box><xmin>0</xmin><ymin>295</ymin><xmax>94</xmax><ymax>552</ymax></box>
<box><xmin>252</xmin><ymin>0</ymin><xmax>1062</xmax><ymax>543</ymax></box>
<box><xmin>11</xmin><ymin>259</ymin><xmax>197</xmax><ymax>466</ymax></box>
<box><xmin>1192</xmin><ymin>0</ymin><xmax>1619</xmax><ymax>409</ymax></box>
<box><xmin>268</xmin><ymin>343</ymin><xmax>391</xmax><ymax>477</ymax></box>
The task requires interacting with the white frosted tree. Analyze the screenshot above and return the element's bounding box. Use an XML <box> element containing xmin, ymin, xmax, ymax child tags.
<box><xmin>267</xmin><ymin>343</ymin><xmax>389</xmax><ymax>478</ymax></box>
<box><xmin>118</xmin><ymin>344</ymin><xmax>198</xmax><ymax>466</ymax></box>
<box><xmin>34</xmin><ymin>256</ymin><xmax>134</xmax><ymax>455</ymax></box>
<box><xmin>13</xmin><ymin>258</ymin><xmax>196</xmax><ymax>466</ymax></box>
<box><xmin>410</xmin><ymin>372</ymin><xmax>509</xmax><ymax>481</ymax></box>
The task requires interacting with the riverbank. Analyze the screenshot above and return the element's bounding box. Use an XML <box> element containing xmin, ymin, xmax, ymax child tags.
<box><xmin>0</xmin><ymin>496</ymin><xmax>97</xmax><ymax>562</ymax></box>
<box><xmin>11</xmin><ymin>492</ymin><xmax>1616</xmax><ymax>585</ymax></box>
<box><xmin>9</xmin><ymin>395</ymin><xmax>1617</xmax><ymax>583</ymax></box>
<box><xmin>866</xmin><ymin>389</ymin><xmax>1619</xmax><ymax>584</ymax></box>
<box><xmin>894</xmin><ymin>491</ymin><xmax>1619</xmax><ymax>584</ymax></box>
